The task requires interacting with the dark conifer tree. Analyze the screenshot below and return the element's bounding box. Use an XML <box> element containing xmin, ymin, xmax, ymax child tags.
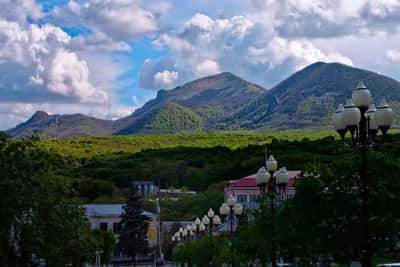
<box><xmin>118</xmin><ymin>187</ymin><xmax>149</xmax><ymax>263</ymax></box>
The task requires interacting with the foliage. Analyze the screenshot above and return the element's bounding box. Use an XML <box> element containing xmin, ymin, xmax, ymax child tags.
<box><xmin>172</xmin><ymin>234</ymin><xmax>230</xmax><ymax>266</ymax></box>
<box><xmin>90</xmin><ymin>230</ymin><xmax>116</xmax><ymax>264</ymax></box>
<box><xmin>36</xmin><ymin>130</ymin><xmax>339</xmax><ymax>202</ymax></box>
<box><xmin>144</xmin><ymin>102</ymin><xmax>204</xmax><ymax>133</ymax></box>
<box><xmin>0</xmin><ymin>131</ymin><xmax>10</xmax><ymax>141</ymax></box>
<box><xmin>0</xmin><ymin>138</ymin><xmax>96</xmax><ymax>266</ymax></box>
<box><xmin>118</xmin><ymin>188</ymin><xmax>150</xmax><ymax>258</ymax></box>
<box><xmin>160</xmin><ymin>190</ymin><xmax>224</xmax><ymax>221</ymax></box>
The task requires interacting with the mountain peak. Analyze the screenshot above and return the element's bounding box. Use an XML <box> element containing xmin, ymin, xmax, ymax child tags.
<box><xmin>28</xmin><ymin>110</ymin><xmax>50</xmax><ymax>122</ymax></box>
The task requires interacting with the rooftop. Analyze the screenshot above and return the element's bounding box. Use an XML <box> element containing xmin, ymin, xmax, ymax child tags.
<box><xmin>83</xmin><ymin>204</ymin><xmax>155</xmax><ymax>217</ymax></box>
<box><xmin>227</xmin><ymin>170</ymin><xmax>301</xmax><ymax>188</ymax></box>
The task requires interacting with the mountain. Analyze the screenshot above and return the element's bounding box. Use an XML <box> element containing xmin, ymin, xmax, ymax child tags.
<box><xmin>114</xmin><ymin>72</ymin><xmax>266</xmax><ymax>133</ymax></box>
<box><xmin>7</xmin><ymin>62</ymin><xmax>400</xmax><ymax>138</ymax></box>
<box><xmin>117</xmin><ymin>102</ymin><xmax>204</xmax><ymax>134</ymax></box>
<box><xmin>227</xmin><ymin>62</ymin><xmax>400</xmax><ymax>129</ymax></box>
<box><xmin>7</xmin><ymin>111</ymin><xmax>114</xmax><ymax>138</ymax></box>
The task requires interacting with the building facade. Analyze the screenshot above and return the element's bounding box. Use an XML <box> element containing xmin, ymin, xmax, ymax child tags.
<box><xmin>224</xmin><ymin>170</ymin><xmax>301</xmax><ymax>209</ymax></box>
<box><xmin>83</xmin><ymin>204</ymin><xmax>158</xmax><ymax>257</ymax></box>
<box><xmin>133</xmin><ymin>181</ymin><xmax>157</xmax><ymax>196</ymax></box>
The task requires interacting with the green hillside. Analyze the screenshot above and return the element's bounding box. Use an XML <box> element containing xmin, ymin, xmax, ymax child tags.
<box><xmin>145</xmin><ymin>103</ymin><xmax>203</xmax><ymax>132</ymax></box>
<box><xmin>39</xmin><ymin>129</ymin><xmax>333</xmax><ymax>159</ymax></box>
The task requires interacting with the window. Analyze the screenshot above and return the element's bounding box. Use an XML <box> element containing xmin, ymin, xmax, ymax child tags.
<box><xmin>237</xmin><ymin>194</ymin><xmax>247</xmax><ymax>203</ymax></box>
<box><xmin>250</xmin><ymin>195</ymin><xmax>258</xmax><ymax>203</ymax></box>
<box><xmin>100</xmin><ymin>222</ymin><xmax>108</xmax><ymax>231</ymax></box>
<box><xmin>113</xmin><ymin>222</ymin><xmax>121</xmax><ymax>233</ymax></box>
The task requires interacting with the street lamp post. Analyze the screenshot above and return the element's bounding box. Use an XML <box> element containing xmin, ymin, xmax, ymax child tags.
<box><xmin>202</xmin><ymin>208</ymin><xmax>221</xmax><ymax>266</ymax></box>
<box><xmin>194</xmin><ymin>217</ymin><xmax>201</xmax><ymax>240</ymax></box>
<box><xmin>267</xmin><ymin>155</ymin><xmax>278</xmax><ymax>267</ymax></box>
<box><xmin>177</xmin><ymin>227</ymin><xmax>186</xmax><ymax>244</ymax></box>
<box><xmin>220</xmin><ymin>196</ymin><xmax>243</xmax><ymax>267</ymax></box>
<box><xmin>332</xmin><ymin>82</ymin><xmax>394</xmax><ymax>267</ymax></box>
<box><xmin>256</xmin><ymin>155</ymin><xmax>289</xmax><ymax>267</ymax></box>
<box><xmin>256</xmin><ymin>166</ymin><xmax>270</xmax><ymax>200</ymax></box>
<box><xmin>186</xmin><ymin>224</ymin><xmax>192</xmax><ymax>242</ymax></box>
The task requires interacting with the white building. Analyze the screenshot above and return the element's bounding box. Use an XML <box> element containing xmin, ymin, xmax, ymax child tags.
<box><xmin>83</xmin><ymin>204</ymin><xmax>157</xmax><ymax>247</ymax></box>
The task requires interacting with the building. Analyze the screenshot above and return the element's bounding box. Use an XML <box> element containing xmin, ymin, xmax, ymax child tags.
<box><xmin>224</xmin><ymin>170</ymin><xmax>301</xmax><ymax>209</ymax></box>
<box><xmin>84</xmin><ymin>204</ymin><xmax>158</xmax><ymax>258</ymax></box>
<box><xmin>133</xmin><ymin>181</ymin><xmax>157</xmax><ymax>196</ymax></box>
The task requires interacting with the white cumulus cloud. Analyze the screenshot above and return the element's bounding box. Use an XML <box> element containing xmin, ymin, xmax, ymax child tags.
<box><xmin>386</xmin><ymin>49</ymin><xmax>400</xmax><ymax>62</ymax></box>
<box><xmin>154</xmin><ymin>70</ymin><xmax>179</xmax><ymax>89</ymax></box>
<box><xmin>140</xmin><ymin>13</ymin><xmax>352</xmax><ymax>89</ymax></box>
<box><xmin>52</xmin><ymin>0</ymin><xmax>159</xmax><ymax>41</ymax></box>
<box><xmin>195</xmin><ymin>59</ymin><xmax>220</xmax><ymax>77</ymax></box>
<box><xmin>48</xmin><ymin>48</ymin><xmax>107</xmax><ymax>104</ymax></box>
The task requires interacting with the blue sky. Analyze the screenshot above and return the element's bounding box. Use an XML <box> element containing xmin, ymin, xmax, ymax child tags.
<box><xmin>0</xmin><ymin>0</ymin><xmax>400</xmax><ymax>129</ymax></box>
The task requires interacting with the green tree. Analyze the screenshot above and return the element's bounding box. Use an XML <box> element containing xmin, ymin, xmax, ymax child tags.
<box><xmin>0</xmin><ymin>138</ymin><xmax>95</xmax><ymax>266</ymax></box>
<box><xmin>172</xmin><ymin>234</ymin><xmax>230</xmax><ymax>266</ymax></box>
<box><xmin>90</xmin><ymin>230</ymin><xmax>116</xmax><ymax>264</ymax></box>
<box><xmin>118</xmin><ymin>188</ymin><xmax>150</xmax><ymax>263</ymax></box>
<box><xmin>0</xmin><ymin>131</ymin><xmax>10</xmax><ymax>141</ymax></box>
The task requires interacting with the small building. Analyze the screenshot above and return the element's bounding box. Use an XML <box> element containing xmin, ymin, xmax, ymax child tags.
<box><xmin>224</xmin><ymin>170</ymin><xmax>301</xmax><ymax>209</ymax></box>
<box><xmin>84</xmin><ymin>204</ymin><xmax>157</xmax><ymax>259</ymax></box>
<box><xmin>133</xmin><ymin>181</ymin><xmax>157</xmax><ymax>196</ymax></box>
<box><xmin>159</xmin><ymin>188</ymin><xmax>196</xmax><ymax>198</ymax></box>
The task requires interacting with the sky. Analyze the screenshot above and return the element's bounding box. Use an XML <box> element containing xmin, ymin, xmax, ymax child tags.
<box><xmin>1</xmin><ymin>0</ymin><xmax>400</xmax><ymax>130</ymax></box>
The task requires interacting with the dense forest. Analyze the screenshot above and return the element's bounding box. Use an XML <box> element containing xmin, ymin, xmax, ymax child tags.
<box><xmin>33</xmin><ymin>130</ymin><xmax>334</xmax><ymax>201</ymax></box>
<box><xmin>11</xmin><ymin>129</ymin><xmax>397</xmax><ymax>204</ymax></box>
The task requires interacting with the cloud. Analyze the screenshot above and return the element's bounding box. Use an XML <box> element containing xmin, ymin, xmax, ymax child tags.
<box><xmin>154</xmin><ymin>70</ymin><xmax>179</xmax><ymax>89</ymax></box>
<box><xmin>139</xmin><ymin>13</ymin><xmax>352</xmax><ymax>89</ymax></box>
<box><xmin>0</xmin><ymin>19</ymin><xmax>107</xmax><ymax>104</ymax></box>
<box><xmin>70</xmin><ymin>32</ymin><xmax>131</xmax><ymax>52</ymax></box>
<box><xmin>247</xmin><ymin>37</ymin><xmax>353</xmax><ymax>69</ymax></box>
<box><xmin>144</xmin><ymin>0</ymin><xmax>172</xmax><ymax>17</ymax></box>
<box><xmin>52</xmin><ymin>0</ymin><xmax>159</xmax><ymax>41</ymax></box>
<box><xmin>48</xmin><ymin>48</ymin><xmax>107</xmax><ymax>104</ymax></box>
<box><xmin>0</xmin><ymin>0</ymin><xmax>143</xmax><ymax>129</ymax></box>
<box><xmin>0</xmin><ymin>0</ymin><xmax>43</xmax><ymax>23</ymax></box>
<box><xmin>195</xmin><ymin>59</ymin><xmax>220</xmax><ymax>77</ymax></box>
<box><xmin>386</xmin><ymin>49</ymin><xmax>400</xmax><ymax>62</ymax></box>
<box><xmin>251</xmin><ymin>0</ymin><xmax>400</xmax><ymax>38</ymax></box>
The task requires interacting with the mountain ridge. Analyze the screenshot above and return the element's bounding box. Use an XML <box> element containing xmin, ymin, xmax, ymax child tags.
<box><xmin>7</xmin><ymin>62</ymin><xmax>400</xmax><ymax>138</ymax></box>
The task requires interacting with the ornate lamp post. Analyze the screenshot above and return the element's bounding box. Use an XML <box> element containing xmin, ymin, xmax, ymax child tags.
<box><xmin>256</xmin><ymin>155</ymin><xmax>288</xmax><ymax>267</ymax></box>
<box><xmin>256</xmin><ymin>166</ymin><xmax>270</xmax><ymax>200</ymax></box>
<box><xmin>202</xmin><ymin>208</ymin><xmax>221</xmax><ymax>266</ymax></box>
<box><xmin>332</xmin><ymin>82</ymin><xmax>394</xmax><ymax>267</ymax></box>
<box><xmin>186</xmin><ymin>224</ymin><xmax>192</xmax><ymax>241</ymax></box>
<box><xmin>194</xmin><ymin>217</ymin><xmax>201</xmax><ymax>240</ymax></box>
<box><xmin>174</xmin><ymin>231</ymin><xmax>182</xmax><ymax>244</ymax></box>
<box><xmin>267</xmin><ymin>155</ymin><xmax>278</xmax><ymax>267</ymax></box>
<box><xmin>220</xmin><ymin>196</ymin><xmax>243</xmax><ymax>267</ymax></box>
<box><xmin>276</xmin><ymin>167</ymin><xmax>290</xmax><ymax>200</ymax></box>
<box><xmin>199</xmin><ymin>222</ymin><xmax>206</xmax><ymax>235</ymax></box>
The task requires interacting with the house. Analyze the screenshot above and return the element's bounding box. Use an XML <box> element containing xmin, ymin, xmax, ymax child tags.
<box><xmin>133</xmin><ymin>181</ymin><xmax>157</xmax><ymax>196</ymax></box>
<box><xmin>83</xmin><ymin>204</ymin><xmax>158</xmax><ymax>258</ymax></box>
<box><xmin>224</xmin><ymin>170</ymin><xmax>302</xmax><ymax>209</ymax></box>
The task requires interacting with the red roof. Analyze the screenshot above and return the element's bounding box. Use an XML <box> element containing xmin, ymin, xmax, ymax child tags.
<box><xmin>228</xmin><ymin>170</ymin><xmax>301</xmax><ymax>188</ymax></box>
